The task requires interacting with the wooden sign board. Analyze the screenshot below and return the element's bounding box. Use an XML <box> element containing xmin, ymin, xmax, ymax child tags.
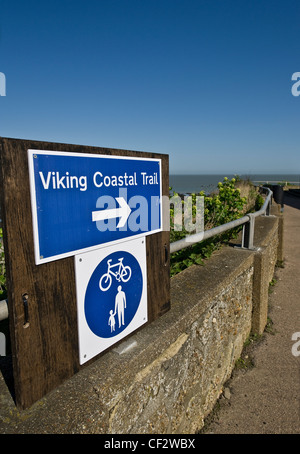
<box><xmin>0</xmin><ymin>137</ymin><xmax>170</xmax><ymax>410</ymax></box>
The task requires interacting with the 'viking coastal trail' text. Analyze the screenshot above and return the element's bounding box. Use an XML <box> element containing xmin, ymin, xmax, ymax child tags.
<box><xmin>38</xmin><ymin>171</ymin><xmax>159</xmax><ymax>192</ymax></box>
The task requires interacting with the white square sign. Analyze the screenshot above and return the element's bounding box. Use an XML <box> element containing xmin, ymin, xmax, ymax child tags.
<box><xmin>75</xmin><ymin>237</ymin><xmax>147</xmax><ymax>364</ymax></box>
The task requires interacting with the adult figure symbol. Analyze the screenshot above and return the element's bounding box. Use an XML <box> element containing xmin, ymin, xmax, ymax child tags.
<box><xmin>114</xmin><ymin>285</ymin><xmax>126</xmax><ymax>328</ymax></box>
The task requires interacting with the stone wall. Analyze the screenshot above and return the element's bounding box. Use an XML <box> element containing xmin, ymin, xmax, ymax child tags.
<box><xmin>0</xmin><ymin>209</ymin><xmax>282</xmax><ymax>434</ymax></box>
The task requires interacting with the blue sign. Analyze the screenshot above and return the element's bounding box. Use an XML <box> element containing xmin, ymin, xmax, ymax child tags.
<box><xmin>28</xmin><ymin>150</ymin><xmax>162</xmax><ymax>264</ymax></box>
<box><xmin>84</xmin><ymin>250</ymin><xmax>143</xmax><ymax>339</ymax></box>
<box><xmin>75</xmin><ymin>237</ymin><xmax>147</xmax><ymax>364</ymax></box>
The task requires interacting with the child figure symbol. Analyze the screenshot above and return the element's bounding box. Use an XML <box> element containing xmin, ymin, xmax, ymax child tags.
<box><xmin>108</xmin><ymin>310</ymin><xmax>116</xmax><ymax>332</ymax></box>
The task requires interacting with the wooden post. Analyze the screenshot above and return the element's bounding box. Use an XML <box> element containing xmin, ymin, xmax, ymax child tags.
<box><xmin>0</xmin><ymin>137</ymin><xmax>170</xmax><ymax>409</ymax></box>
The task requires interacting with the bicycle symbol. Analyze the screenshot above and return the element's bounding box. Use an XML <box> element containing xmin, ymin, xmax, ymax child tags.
<box><xmin>99</xmin><ymin>257</ymin><xmax>132</xmax><ymax>291</ymax></box>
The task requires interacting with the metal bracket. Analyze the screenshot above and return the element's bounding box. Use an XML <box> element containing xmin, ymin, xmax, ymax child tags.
<box><xmin>241</xmin><ymin>213</ymin><xmax>255</xmax><ymax>249</ymax></box>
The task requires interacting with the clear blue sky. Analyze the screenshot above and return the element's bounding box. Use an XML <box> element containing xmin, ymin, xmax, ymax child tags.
<box><xmin>1</xmin><ymin>0</ymin><xmax>300</xmax><ymax>175</ymax></box>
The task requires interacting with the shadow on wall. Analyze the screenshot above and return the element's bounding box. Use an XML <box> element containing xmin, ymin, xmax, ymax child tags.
<box><xmin>284</xmin><ymin>190</ymin><xmax>300</xmax><ymax>210</ymax></box>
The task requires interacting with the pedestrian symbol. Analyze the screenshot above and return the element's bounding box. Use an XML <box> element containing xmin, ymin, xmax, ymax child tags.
<box><xmin>113</xmin><ymin>286</ymin><xmax>126</xmax><ymax>329</ymax></box>
<box><xmin>75</xmin><ymin>237</ymin><xmax>147</xmax><ymax>364</ymax></box>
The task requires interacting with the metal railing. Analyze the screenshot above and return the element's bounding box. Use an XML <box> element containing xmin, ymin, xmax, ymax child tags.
<box><xmin>170</xmin><ymin>186</ymin><xmax>273</xmax><ymax>254</ymax></box>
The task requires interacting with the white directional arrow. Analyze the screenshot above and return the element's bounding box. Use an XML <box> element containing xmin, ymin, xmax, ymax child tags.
<box><xmin>92</xmin><ymin>197</ymin><xmax>131</xmax><ymax>228</ymax></box>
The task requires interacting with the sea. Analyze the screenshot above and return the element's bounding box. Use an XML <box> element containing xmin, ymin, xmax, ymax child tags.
<box><xmin>169</xmin><ymin>174</ymin><xmax>300</xmax><ymax>195</ymax></box>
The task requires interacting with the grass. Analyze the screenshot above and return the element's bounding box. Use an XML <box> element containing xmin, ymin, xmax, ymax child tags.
<box><xmin>268</xmin><ymin>278</ymin><xmax>277</xmax><ymax>294</ymax></box>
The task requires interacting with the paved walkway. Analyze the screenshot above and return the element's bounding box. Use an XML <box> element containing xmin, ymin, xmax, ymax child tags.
<box><xmin>202</xmin><ymin>191</ymin><xmax>300</xmax><ymax>434</ymax></box>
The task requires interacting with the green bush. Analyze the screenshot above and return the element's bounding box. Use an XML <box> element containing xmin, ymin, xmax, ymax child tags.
<box><xmin>170</xmin><ymin>177</ymin><xmax>248</xmax><ymax>276</ymax></box>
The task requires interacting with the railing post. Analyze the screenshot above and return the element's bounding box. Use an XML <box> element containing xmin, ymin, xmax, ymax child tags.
<box><xmin>265</xmin><ymin>200</ymin><xmax>270</xmax><ymax>215</ymax></box>
<box><xmin>242</xmin><ymin>214</ymin><xmax>255</xmax><ymax>249</ymax></box>
<box><xmin>265</xmin><ymin>195</ymin><xmax>271</xmax><ymax>216</ymax></box>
